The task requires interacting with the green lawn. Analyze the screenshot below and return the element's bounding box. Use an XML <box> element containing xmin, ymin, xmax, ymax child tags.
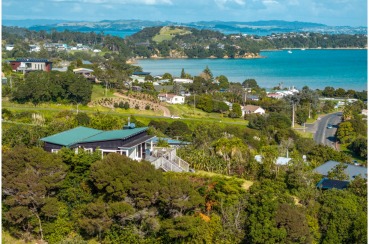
<box><xmin>91</xmin><ymin>84</ymin><xmax>116</xmax><ymax>100</ymax></box>
<box><xmin>167</xmin><ymin>104</ymin><xmax>248</xmax><ymax>125</ymax></box>
<box><xmin>294</xmin><ymin>130</ymin><xmax>314</xmax><ymax>139</ymax></box>
<box><xmin>153</xmin><ymin>26</ymin><xmax>192</xmax><ymax>43</ymax></box>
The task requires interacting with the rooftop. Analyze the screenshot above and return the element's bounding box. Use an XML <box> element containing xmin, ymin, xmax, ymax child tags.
<box><xmin>13</xmin><ymin>58</ymin><xmax>52</xmax><ymax>63</ymax></box>
<box><xmin>316</xmin><ymin>178</ymin><xmax>350</xmax><ymax>190</ymax></box>
<box><xmin>41</xmin><ymin>126</ymin><xmax>148</xmax><ymax>147</ymax></box>
<box><xmin>314</xmin><ymin>160</ymin><xmax>367</xmax><ymax>180</ymax></box>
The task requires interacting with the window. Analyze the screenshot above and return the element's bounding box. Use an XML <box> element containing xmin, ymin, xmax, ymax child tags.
<box><xmin>136</xmin><ymin>144</ymin><xmax>142</xmax><ymax>158</ymax></box>
<box><xmin>84</xmin><ymin>148</ymin><xmax>93</xmax><ymax>153</ymax></box>
<box><xmin>51</xmin><ymin>149</ymin><xmax>60</xmax><ymax>153</ymax></box>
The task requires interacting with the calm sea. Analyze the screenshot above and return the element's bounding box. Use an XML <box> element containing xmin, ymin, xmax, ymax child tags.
<box><xmin>136</xmin><ymin>49</ymin><xmax>368</xmax><ymax>91</ymax></box>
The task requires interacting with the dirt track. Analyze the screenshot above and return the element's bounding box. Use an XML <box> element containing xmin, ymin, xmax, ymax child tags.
<box><xmin>113</xmin><ymin>92</ymin><xmax>171</xmax><ymax>117</ymax></box>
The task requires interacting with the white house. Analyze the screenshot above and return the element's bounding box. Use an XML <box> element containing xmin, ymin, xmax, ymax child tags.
<box><xmin>173</xmin><ymin>78</ymin><xmax>193</xmax><ymax>84</ymax></box>
<box><xmin>158</xmin><ymin>93</ymin><xmax>185</xmax><ymax>104</ymax></box>
<box><xmin>29</xmin><ymin>45</ymin><xmax>41</xmax><ymax>52</ymax></box>
<box><xmin>130</xmin><ymin>75</ymin><xmax>146</xmax><ymax>83</ymax></box>
<box><xmin>255</xmin><ymin>155</ymin><xmax>292</xmax><ymax>166</ymax></box>
<box><xmin>5</xmin><ymin>45</ymin><xmax>14</xmax><ymax>51</ymax></box>
<box><xmin>242</xmin><ymin>105</ymin><xmax>265</xmax><ymax>116</ymax></box>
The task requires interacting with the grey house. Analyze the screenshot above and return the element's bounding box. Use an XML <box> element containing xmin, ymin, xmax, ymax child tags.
<box><xmin>314</xmin><ymin>161</ymin><xmax>367</xmax><ymax>181</ymax></box>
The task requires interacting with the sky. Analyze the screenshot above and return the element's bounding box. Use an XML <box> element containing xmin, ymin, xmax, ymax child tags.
<box><xmin>2</xmin><ymin>0</ymin><xmax>367</xmax><ymax>26</ymax></box>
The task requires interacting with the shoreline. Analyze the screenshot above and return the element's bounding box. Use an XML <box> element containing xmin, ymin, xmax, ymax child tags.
<box><xmin>128</xmin><ymin>55</ymin><xmax>266</xmax><ymax>64</ymax></box>
<box><xmin>262</xmin><ymin>47</ymin><xmax>367</xmax><ymax>51</ymax></box>
<box><xmin>128</xmin><ymin>47</ymin><xmax>366</xmax><ymax>63</ymax></box>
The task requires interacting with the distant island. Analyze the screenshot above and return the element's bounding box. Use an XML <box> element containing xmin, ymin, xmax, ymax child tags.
<box><xmin>3</xmin><ymin>19</ymin><xmax>367</xmax><ymax>36</ymax></box>
<box><xmin>2</xmin><ymin>24</ymin><xmax>367</xmax><ymax>61</ymax></box>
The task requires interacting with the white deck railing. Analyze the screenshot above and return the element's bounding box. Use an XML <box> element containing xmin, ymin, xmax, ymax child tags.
<box><xmin>149</xmin><ymin>147</ymin><xmax>190</xmax><ymax>172</ymax></box>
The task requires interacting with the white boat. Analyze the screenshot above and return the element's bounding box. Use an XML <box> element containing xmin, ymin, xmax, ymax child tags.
<box><xmin>301</xmin><ymin>48</ymin><xmax>306</xmax><ymax>51</ymax></box>
<box><xmin>288</xmin><ymin>50</ymin><xmax>292</xmax><ymax>54</ymax></box>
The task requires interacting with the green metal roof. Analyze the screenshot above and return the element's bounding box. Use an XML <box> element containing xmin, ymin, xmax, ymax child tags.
<box><xmin>81</xmin><ymin>127</ymin><xmax>148</xmax><ymax>143</ymax></box>
<box><xmin>40</xmin><ymin>126</ymin><xmax>149</xmax><ymax>147</ymax></box>
<box><xmin>40</xmin><ymin>126</ymin><xmax>102</xmax><ymax>146</ymax></box>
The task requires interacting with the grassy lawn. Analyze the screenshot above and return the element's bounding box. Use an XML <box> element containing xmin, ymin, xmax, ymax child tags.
<box><xmin>91</xmin><ymin>84</ymin><xmax>116</xmax><ymax>100</ymax></box>
<box><xmin>294</xmin><ymin>130</ymin><xmax>314</xmax><ymax>139</ymax></box>
<box><xmin>194</xmin><ymin>170</ymin><xmax>254</xmax><ymax>191</ymax></box>
<box><xmin>167</xmin><ymin>104</ymin><xmax>248</xmax><ymax>125</ymax></box>
<box><xmin>153</xmin><ymin>26</ymin><xmax>192</xmax><ymax>43</ymax></box>
<box><xmin>339</xmin><ymin>143</ymin><xmax>366</xmax><ymax>164</ymax></box>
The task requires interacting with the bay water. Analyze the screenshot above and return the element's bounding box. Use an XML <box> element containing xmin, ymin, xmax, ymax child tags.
<box><xmin>136</xmin><ymin>49</ymin><xmax>367</xmax><ymax>91</ymax></box>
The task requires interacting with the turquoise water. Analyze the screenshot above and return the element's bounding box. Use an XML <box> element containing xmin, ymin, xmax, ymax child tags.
<box><xmin>136</xmin><ymin>49</ymin><xmax>368</xmax><ymax>91</ymax></box>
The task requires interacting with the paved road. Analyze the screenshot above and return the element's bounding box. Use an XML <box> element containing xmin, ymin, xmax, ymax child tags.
<box><xmin>313</xmin><ymin>112</ymin><xmax>342</xmax><ymax>149</ymax></box>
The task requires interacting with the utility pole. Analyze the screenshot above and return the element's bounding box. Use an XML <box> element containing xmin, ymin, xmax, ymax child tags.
<box><xmin>292</xmin><ymin>101</ymin><xmax>295</xmax><ymax>128</ymax></box>
<box><xmin>105</xmin><ymin>80</ymin><xmax>108</xmax><ymax>97</ymax></box>
<box><xmin>308</xmin><ymin>103</ymin><xmax>311</xmax><ymax>119</ymax></box>
<box><xmin>193</xmin><ymin>93</ymin><xmax>196</xmax><ymax>114</ymax></box>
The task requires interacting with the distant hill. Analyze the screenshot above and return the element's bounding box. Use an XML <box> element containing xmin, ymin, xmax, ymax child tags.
<box><xmin>2</xmin><ymin>19</ymin><xmax>69</xmax><ymax>28</ymax></box>
<box><xmin>3</xmin><ymin>19</ymin><xmax>367</xmax><ymax>36</ymax></box>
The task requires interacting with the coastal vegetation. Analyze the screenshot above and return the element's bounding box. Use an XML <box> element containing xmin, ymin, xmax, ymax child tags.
<box><xmin>3</xmin><ymin>25</ymin><xmax>367</xmax><ymax>61</ymax></box>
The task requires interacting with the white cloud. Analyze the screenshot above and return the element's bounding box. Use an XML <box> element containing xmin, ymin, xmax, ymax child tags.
<box><xmin>262</xmin><ymin>0</ymin><xmax>279</xmax><ymax>5</ymax></box>
<box><xmin>50</xmin><ymin>0</ymin><xmax>172</xmax><ymax>4</ymax></box>
<box><xmin>214</xmin><ymin>0</ymin><xmax>246</xmax><ymax>9</ymax></box>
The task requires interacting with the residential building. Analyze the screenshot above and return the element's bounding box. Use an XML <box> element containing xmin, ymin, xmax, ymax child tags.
<box><xmin>152</xmin><ymin>137</ymin><xmax>190</xmax><ymax>148</ymax></box>
<box><xmin>242</xmin><ymin>105</ymin><xmax>265</xmax><ymax>116</ymax></box>
<box><xmin>158</xmin><ymin>93</ymin><xmax>185</xmax><ymax>104</ymax></box>
<box><xmin>40</xmin><ymin>125</ymin><xmax>190</xmax><ymax>172</ymax></box>
<box><xmin>314</xmin><ymin>161</ymin><xmax>367</xmax><ymax>181</ymax></box>
<box><xmin>173</xmin><ymin>78</ymin><xmax>194</xmax><ymax>84</ymax></box>
<box><xmin>316</xmin><ymin>178</ymin><xmax>349</xmax><ymax>190</ymax></box>
<box><xmin>9</xmin><ymin>58</ymin><xmax>53</xmax><ymax>73</ymax></box>
<box><xmin>5</xmin><ymin>44</ymin><xmax>14</xmax><ymax>51</ymax></box>
<box><xmin>133</xmin><ymin>71</ymin><xmax>151</xmax><ymax>76</ymax></box>
<box><xmin>255</xmin><ymin>155</ymin><xmax>292</xmax><ymax>165</ymax></box>
<box><xmin>40</xmin><ymin>126</ymin><xmax>154</xmax><ymax>161</ymax></box>
<box><xmin>73</xmin><ymin>68</ymin><xmax>96</xmax><ymax>81</ymax></box>
<box><xmin>247</xmin><ymin>95</ymin><xmax>260</xmax><ymax>101</ymax></box>
<box><xmin>29</xmin><ymin>45</ymin><xmax>41</xmax><ymax>52</ymax></box>
<box><xmin>130</xmin><ymin>75</ymin><xmax>146</xmax><ymax>83</ymax></box>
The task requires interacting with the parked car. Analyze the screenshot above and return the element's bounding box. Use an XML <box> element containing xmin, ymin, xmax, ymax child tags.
<box><xmin>327</xmin><ymin>124</ymin><xmax>333</xmax><ymax>129</ymax></box>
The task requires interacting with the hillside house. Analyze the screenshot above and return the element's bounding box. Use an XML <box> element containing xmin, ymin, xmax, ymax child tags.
<box><xmin>173</xmin><ymin>78</ymin><xmax>193</xmax><ymax>84</ymax></box>
<box><xmin>40</xmin><ymin>125</ymin><xmax>190</xmax><ymax>172</ymax></box>
<box><xmin>255</xmin><ymin>155</ymin><xmax>292</xmax><ymax>166</ymax></box>
<box><xmin>316</xmin><ymin>178</ymin><xmax>350</xmax><ymax>190</ymax></box>
<box><xmin>314</xmin><ymin>161</ymin><xmax>367</xmax><ymax>181</ymax></box>
<box><xmin>158</xmin><ymin>93</ymin><xmax>185</xmax><ymax>104</ymax></box>
<box><xmin>9</xmin><ymin>58</ymin><xmax>53</xmax><ymax>73</ymax></box>
<box><xmin>29</xmin><ymin>45</ymin><xmax>40</xmax><ymax>52</ymax></box>
<box><xmin>5</xmin><ymin>44</ymin><xmax>14</xmax><ymax>51</ymax></box>
<box><xmin>242</xmin><ymin>105</ymin><xmax>265</xmax><ymax>116</ymax></box>
<box><xmin>73</xmin><ymin>68</ymin><xmax>96</xmax><ymax>82</ymax></box>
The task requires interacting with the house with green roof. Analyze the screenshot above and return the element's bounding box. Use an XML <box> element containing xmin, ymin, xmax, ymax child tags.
<box><xmin>40</xmin><ymin>126</ymin><xmax>154</xmax><ymax>161</ymax></box>
<box><xmin>40</xmin><ymin>125</ymin><xmax>191</xmax><ymax>173</ymax></box>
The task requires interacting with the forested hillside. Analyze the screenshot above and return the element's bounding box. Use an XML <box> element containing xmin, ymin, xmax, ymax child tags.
<box><xmin>2</xmin><ymin>110</ymin><xmax>367</xmax><ymax>243</ymax></box>
<box><xmin>3</xmin><ymin>25</ymin><xmax>367</xmax><ymax>60</ymax></box>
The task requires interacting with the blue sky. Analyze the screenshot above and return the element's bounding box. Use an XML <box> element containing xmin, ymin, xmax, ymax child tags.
<box><xmin>2</xmin><ymin>0</ymin><xmax>367</xmax><ymax>26</ymax></box>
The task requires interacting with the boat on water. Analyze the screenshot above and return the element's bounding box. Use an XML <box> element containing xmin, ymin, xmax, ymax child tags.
<box><xmin>288</xmin><ymin>50</ymin><xmax>292</xmax><ymax>54</ymax></box>
<box><xmin>301</xmin><ymin>48</ymin><xmax>306</xmax><ymax>51</ymax></box>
